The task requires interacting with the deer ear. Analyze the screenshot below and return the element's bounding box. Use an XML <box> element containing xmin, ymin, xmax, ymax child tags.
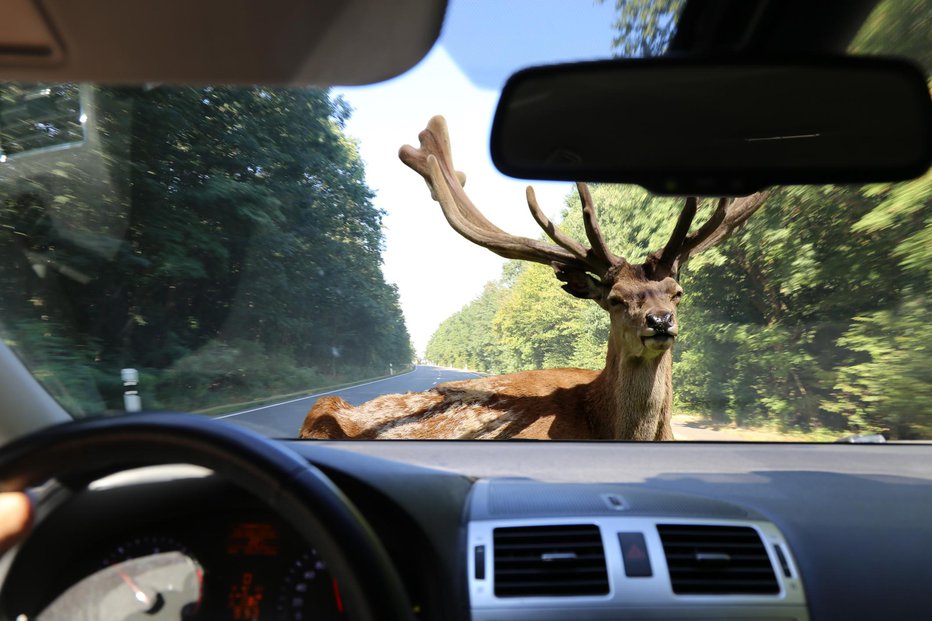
<box><xmin>552</xmin><ymin>263</ymin><xmax>603</xmax><ymax>300</ymax></box>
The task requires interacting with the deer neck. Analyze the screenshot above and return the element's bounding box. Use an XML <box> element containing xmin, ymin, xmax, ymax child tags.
<box><xmin>587</xmin><ymin>336</ymin><xmax>674</xmax><ymax>440</ymax></box>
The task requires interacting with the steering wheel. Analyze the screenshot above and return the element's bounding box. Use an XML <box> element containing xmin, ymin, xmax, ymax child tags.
<box><xmin>0</xmin><ymin>412</ymin><xmax>415</xmax><ymax>621</ymax></box>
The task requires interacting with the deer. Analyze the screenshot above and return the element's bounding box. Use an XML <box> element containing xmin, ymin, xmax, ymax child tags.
<box><xmin>299</xmin><ymin>116</ymin><xmax>767</xmax><ymax>440</ymax></box>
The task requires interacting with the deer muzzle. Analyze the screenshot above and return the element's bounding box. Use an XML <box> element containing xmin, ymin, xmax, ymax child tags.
<box><xmin>643</xmin><ymin>311</ymin><xmax>678</xmax><ymax>350</ymax></box>
<box><xmin>645</xmin><ymin>311</ymin><xmax>677</xmax><ymax>335</ymax></box>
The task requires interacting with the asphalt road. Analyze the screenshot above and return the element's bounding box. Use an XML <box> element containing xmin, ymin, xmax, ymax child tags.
<box><xmin>218</xmin><ymin>365</ymin><xmax>760</xmax><ymax>441</ymax></box>
<box><xmin>217</xmin><ymin>365</ymin><xmax>481</xmax><ymax>438</ymax></box>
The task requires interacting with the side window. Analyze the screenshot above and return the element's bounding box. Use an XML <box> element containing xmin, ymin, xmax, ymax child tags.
<box><xmin>0</xmin><ymin>84</ymin><xmax>85</xmax><ymax>159</ymax></box>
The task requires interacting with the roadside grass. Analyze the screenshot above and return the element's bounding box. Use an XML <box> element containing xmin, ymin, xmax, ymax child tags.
<box><xmin>672</xmin><ymin>411</ymin><xmax>842</xmax><ymax>442</ymax></box>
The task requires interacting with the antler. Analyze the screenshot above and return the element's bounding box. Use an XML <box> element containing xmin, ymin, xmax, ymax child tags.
<box><xmin>399</xmin><ymin>115</ymin><xmax>769</xmax><ymax>286</ymax></box>
<box><xmin>645</xmin><ymin>192</ymin><xmax>769</xmax><ymax>279</ymax></box>
<box><xmin>399</xmin><ymin>116</ymin><xmax>620</xmax><ymax>278</ymax></box>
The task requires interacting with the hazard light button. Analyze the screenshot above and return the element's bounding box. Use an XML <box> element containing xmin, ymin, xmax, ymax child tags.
<box><xmin>618</xmin><ymin>533</ymin><xmax>652</xmax><ymax>577</ymax></box>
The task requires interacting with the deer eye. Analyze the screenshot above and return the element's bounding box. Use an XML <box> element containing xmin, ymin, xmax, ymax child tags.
<box><xmin>671</xmin><ymin>291</ymin><xmax>683</xmax><ymax>302</ymax></box>
<box><xmin>608</xmin><ymin>296</ymin><xmax>625</xmax><ymax>308</ymax></box>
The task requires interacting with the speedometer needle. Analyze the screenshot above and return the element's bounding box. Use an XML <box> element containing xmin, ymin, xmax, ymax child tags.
<box><xmin>117</xmin><ymin>569</ymin><xmax>150</xmax><ymax>606</ymax></box>
<box><xmin>117</xmin><ymin>569</ymin><xmax>164</xmax><ymax>613</ymax></box>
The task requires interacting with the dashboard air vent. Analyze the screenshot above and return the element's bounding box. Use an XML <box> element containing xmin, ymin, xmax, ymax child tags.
<box><xmin>657</xmin><ymin>525</ymin><xmax>779</xmax><ymax>595</ymax></box>
<box><xmin>493</xmin><ymin>524</ymin><xmax>608</xmax><ymax>597</ymax></box>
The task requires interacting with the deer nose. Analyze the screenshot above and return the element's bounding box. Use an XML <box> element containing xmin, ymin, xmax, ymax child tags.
<box><xmin>646</xmin><ymin>312</ymin><xmax>675</xmax><ymax>333</ymax></box>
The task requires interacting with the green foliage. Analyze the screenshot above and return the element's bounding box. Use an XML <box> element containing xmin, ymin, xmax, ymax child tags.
<box><xmin>0</xmin><ymin>84</ymin><xmax>412</xmax><ymax>415</ymax></box>
<box><xmin>493</xmin><ymin>262</ymin><xmax>585</xmax><ymax>371</ymax></box>
<box><xmin>850</xmin><ymin>0</ymin><xmax>931</xmax><ymax>71</ymax></box>
<box><xmin>152</xmin><ymin>340</ymin><xmax>328</xmax><ymax>412</ymax></box>
<box><xmin>826</xmin><ymin>297</ymin><xmax>931</xmax><ymax>438</ymax></box>
<box><xmin>1</xmin><ymin>318</ymin><xmax>105</xmax><ymax>415</ymax></box>
<box><xmin>426</xmin><ymin>282</ymin><xmax>510</xmax><ymax>372</ymax></box>
<box><xmin>853</xmin><ymin>174</ymin><xmax>931</xmax><ymax>276</ymax></box>
<box><xmin>600</xmin><ymin>0</ymin><xmax>686</xmax><ymax>57</ymax></box>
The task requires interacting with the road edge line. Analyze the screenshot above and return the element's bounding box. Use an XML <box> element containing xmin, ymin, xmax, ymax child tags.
<box><xmin>214</xmin><ymin>367</ymin><xmax>417</xmax><ymax>420</ymax></box>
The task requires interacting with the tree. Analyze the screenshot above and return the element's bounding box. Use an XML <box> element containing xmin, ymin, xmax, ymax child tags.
<box><xmin>0</xmin><ymin>84</ymin><xmax>412</xmax><ymax>414</ymax></box>
<box><xmin>601</xmin><ymin>0</ymin><xmax>685</xmax><ymax>57</ymax></box>
<box><xmin>851</xmin><ymin>0</ymin><xmax>931</xmax><ymax>71</ymax></box>
<box><xmin>427</xmin><ymin>282</ymin><xmax>510</xmax><ymax>372</ymax></box>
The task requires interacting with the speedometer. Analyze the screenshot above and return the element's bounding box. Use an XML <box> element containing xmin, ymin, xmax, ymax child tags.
<box><xmin>102</xmin><ymin>535</ymin><xmax>195</xmax><ymax>568</ymax></box>
<box><xmin>48</xmin><ymin>526</ymin><xmax>342</xmax><ymax>620</ymax></box>
<box><xmin>38</xmin><ymin>549</ymin><xmax>203</xmax><ymax>621</ymax></box>
<box><xmin>276</xmin><ymin>548</ymin><xmax>343</xmax><ymax>620</ymax></box>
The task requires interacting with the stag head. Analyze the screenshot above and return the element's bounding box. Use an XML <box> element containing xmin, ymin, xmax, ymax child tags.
<box><xmin>601</xmin><ymin>264</ymin><xmax>683</xmax><ymax>359</ymax></box>
<box><xmin>400</xmin><ymin>116</ymin><xmax>768</xmax><ymax>360</ymax></box>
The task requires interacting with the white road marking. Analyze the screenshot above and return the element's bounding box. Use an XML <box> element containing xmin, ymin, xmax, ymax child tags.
<box><xmin>214</xmin><ymin>368</ymin><xmax>418</xmax><ymax>419</ymax></box>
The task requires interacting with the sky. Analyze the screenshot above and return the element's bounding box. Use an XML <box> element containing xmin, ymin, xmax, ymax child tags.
<box><xmin>333</xmin><ymin>0</ymin><xmax>617</xmax><ymax>355</ymax></box>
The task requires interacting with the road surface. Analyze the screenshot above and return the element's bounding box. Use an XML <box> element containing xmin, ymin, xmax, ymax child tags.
<box><xmin>219</xmin><ymin>364</ymin><xmax>775</xmax><ymax>441</ymax></box>
<box><xmin>218</xmin><ymin>365</ymin><xmax>481</xmax><ymax>437</ymax></box>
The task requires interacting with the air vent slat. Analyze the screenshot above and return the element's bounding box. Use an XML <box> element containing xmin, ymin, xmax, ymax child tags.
<box><xmin>658</xmin><ymin>540</ymin><xmax>765</xmax><ymax>548</ymax></box>
<box><xmin>663</xmin><ymin>553</ymin><xmax>771</xmax><ymax>562</ymax></box>
<box><xmin>494</xmin><ymin>527</ymin><xmax>600</xmax><ymax>538</ymax></box>
<box><xmin>494</xmin><ymin>541</ymin><xmax>605</xmax><ymax>551</ymax></box>
<box><xmin>660</xmin><ymin>528</ymin><xmax>760</xmax><ymax>537</ymax></box>
<box><xmin>493</xmin><ymin>525</ymin><xmax>608</xmax><ymax>597</ymax></box>
<box><xmin>679</xmin><ymin>578</ymin><xmax>780</xmax><ymax>586</ymax></box>
<box><xmin>496</xmin><ymin>568</ymin><xmax>608</xmax><ymax>577</ymax></box>
<box><xmin>496</xmin><ymin>575</ymin><xmax>603</xmax><ymax>590</ymax></box>
<box><xmin>658</xmin><ymin>525</ymin><xmax>779</xmax><ymax>596</ymax></box>
<box><xmin>497</xmin><ymin>559</ymin><xmax>606</xmax><ymax>568</ymax></box>
<box><xmin>496</xmin><ymin>556</ymin><xmax>608</xmax><ymax>565</ymax></box>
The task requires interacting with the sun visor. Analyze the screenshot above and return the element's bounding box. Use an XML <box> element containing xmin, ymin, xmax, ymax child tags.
<box><xmin>0</xmin><ymin>0</ymin><xmax>446</xmax><ymax>86</ymax></box>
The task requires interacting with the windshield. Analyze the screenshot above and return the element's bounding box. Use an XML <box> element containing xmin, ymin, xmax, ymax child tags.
<box><xmin>0</xmin><ymin>0</ymin><xmax>928</xmax><ymax>441</ymax></box>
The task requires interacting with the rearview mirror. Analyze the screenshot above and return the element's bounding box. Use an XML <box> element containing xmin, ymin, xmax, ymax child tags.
<box><xmin>491</xmin><ymin>58</ymin><xmax>931</xmax><ymax>195</ymax></box>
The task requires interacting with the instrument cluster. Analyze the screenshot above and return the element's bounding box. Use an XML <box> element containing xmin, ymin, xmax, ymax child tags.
<box><xmin>2</xmin><ymin>478</ymin><xmax>346</xmax><ymax>621</ymax></box>
<box><xmin>79</xmin><ymin>516</ymin><xmax>343</xmax><ymax>621</ymax></box>
<box><xmin>70</xmin><ymin>520</ymin><xmax>344</xmax><ymax>620</ymax></box>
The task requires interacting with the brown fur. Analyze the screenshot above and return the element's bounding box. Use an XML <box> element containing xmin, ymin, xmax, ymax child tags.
<box><xmin>299</xmin><ymin>359</ymin><xmax>673</xmax><ymax>440</ymax></box>
<box><xmin>301</xmin><ymin>370</ymin><xmax>595</xmax><ymax>440</ymax></box>
<box><xmin>300</xmin><ymin>270</ymin><xmax>681</xmax><ymax>441</ymax></box>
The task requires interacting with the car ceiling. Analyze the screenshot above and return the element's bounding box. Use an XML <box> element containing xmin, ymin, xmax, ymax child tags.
<box><xmin>670</xmin><ymin>0</ymin><xmax>881</xmax><ymax>56</ymax></box>
<box><xmin>0</xmin><ymin>0</ymin><xmax>447</xmax><ymax>86</ymax></box>
<box><xmin>0</xmin><ymin>0</ymin><xmax>889</xmax><ymax>89</ymax></box>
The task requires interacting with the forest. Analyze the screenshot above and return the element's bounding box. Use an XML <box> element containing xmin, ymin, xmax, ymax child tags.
<box><xmin>426</xmin><ymin>0</ymin><xmax>930</xmax><ymax>439</ymax></box>
<box><xmin>0</xmin><ymin>85</ymin><xmax>413</xmax><ymax>415</ymax></box>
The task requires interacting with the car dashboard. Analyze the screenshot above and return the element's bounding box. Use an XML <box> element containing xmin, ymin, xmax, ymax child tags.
<box><xmin>1</xmin><ymin>440</ymin><xmax>930</xmax><ymax>621</ymax></box>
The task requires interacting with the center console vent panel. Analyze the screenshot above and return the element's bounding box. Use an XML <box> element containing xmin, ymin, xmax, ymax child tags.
<box><xmin>468</xmin><ymin>481</ymin><xmax>808</xmax><ymax>621</ymax></box>
<box><xmin>657</xmin><ymin>524</ymin><xmax>779</xmax><ymax>595</ymax></box>
<box><xmin>493</xmin><ymin>524</ymin><xmax>609</xmax><ymax>597</ymax></box>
